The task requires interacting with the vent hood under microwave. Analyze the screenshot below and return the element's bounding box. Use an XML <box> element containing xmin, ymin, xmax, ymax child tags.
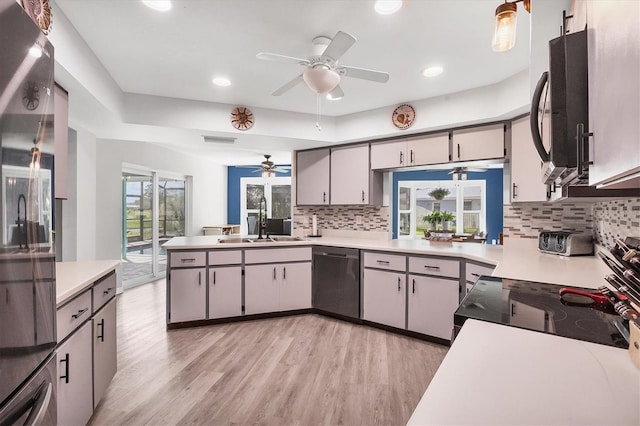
<box><xmin>530</xmin><ymin>30</ymin><xmax>589</xmax><ymax>186</ymax></box>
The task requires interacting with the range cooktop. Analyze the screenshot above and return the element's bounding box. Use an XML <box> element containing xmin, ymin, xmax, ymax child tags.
<box><xmin>455</xmin><ymin>276</ymin><xmax>628</xmax><ymax>349</ymax></box>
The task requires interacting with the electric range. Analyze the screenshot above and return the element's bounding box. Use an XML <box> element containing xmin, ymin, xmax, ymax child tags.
<box><xmin>454</xmin><ymin>276</ymin><xmax>628</xmax><ymax>349</ymax></box>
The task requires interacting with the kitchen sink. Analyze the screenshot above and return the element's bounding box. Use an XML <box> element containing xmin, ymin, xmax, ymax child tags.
<box><xmin>218</xmin><ymin>236</ymin><xmax>304</xmax><ymax>244</ymax></box>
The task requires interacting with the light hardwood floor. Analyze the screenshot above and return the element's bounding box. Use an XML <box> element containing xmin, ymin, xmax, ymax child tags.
<box><xmin>89</xmin><ymin>279</ymin><xmax>448</xmax><ymax>426</ymax></box>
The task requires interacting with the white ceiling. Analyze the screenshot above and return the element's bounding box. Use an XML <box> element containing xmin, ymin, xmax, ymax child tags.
<box><xmin>54</xmin><ymin>0</ymin><xmax>531</xmax><ymax>164</ymax></box>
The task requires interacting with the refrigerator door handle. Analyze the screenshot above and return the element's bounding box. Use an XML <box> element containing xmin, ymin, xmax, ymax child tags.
<box><xmin>24</xmin><ymin>381</ymin><xmax>52</xmax><ymax>426</ymax></box>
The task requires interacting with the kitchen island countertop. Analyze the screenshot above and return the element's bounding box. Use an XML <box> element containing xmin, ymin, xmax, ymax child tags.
<box><xmin>56</xmin><ymin>259</ymin><xmax>120</xmax><ymax>307</ymax></box>
<box><xmin>163</xmin><ymin>236</ymin><xmax>611</xmax><ymax>289</ymax></box>
<box><xmin>408</xmin><ymin>319</ymin><xmax>640</xmax><ymax>425</ymax></box>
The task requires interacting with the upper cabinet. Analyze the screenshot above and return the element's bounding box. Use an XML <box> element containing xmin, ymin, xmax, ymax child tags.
<box><xmin>510</xmin><ymin>115</ymin><xmax>547</xmax><ymax>203</ymax></box>
<box><xmin>331</xmin><ymin>144</ymin><xmax>382</xmax><ymax>206</ymax></box>
<box><xmin>370</xmin><ymin>132</ymin><xmax>450</xmax><ymax>170</ymax></box>
<box><xmin>296</xmin><ymin>148</ymin><xmax>330</xmax><ymax>205</ymax></box>
<box><xmin>452</xmin><ymin>123</ymin><xmax>505</xmax><ymax>162</ymax></box>
<box><xmin>586</xmin><ymin>1</ymin><xmax>640</xmax><ymax>189</ymax></box>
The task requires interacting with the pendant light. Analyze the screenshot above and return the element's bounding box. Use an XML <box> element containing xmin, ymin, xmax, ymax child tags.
<box><xmin>492</xmin><ymin>0</ymin><xmax>530</xmax><ymax>52</ymax></box>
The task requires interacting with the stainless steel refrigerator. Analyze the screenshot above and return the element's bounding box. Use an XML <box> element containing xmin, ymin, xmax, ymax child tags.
<box><xmin>0</xmin><ymin>1</ymin><xmax>57</xmax><ymax>424</ymax></box>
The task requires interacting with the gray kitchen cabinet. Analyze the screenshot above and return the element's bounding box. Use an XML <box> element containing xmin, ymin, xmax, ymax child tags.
<box><xmin>57</xmin><ymin>321</ymin><xmax>93</xmax><ymax>426</ymax></box>
<box><xmin>370</xmin><ymin>133</ymin><xmax>450</xmax><ymax>170</ymax></box>
<box><xmin>92</xmin><ymin>297</ymin><xmax>117</xmax><ymax>408</ymax></box>
<box><xmin>208</xmin><ymin>266</ymin><xmax>242</xmax><ymax>319</ymax></box>
<box><xmin>465</xmin><ymin>261</ymin><xmax>496</xmax><ymax>297</ymax></box>
<box><xmin>279</xmin><ymin>262</ymin><xmax>312</xmax><ymax>311</ymax></box>
<box><xmin>586</xmin><ymin>1</ymin><xmax>640</xmax><ymax>189</ymax></box>
<box><xmin>407</xmin><ymin>274</ymin><xmax>459</xmax><ymax>340</ymax></box>
<box><xmin>452</xmin><ymin>123</ymin><xmax>505</xmax><ymax>162</ymax></box>
<box><xmin>330</xmin><ymin>144</ymin><xmax>381</xmax><ymax>205</ymax></box>
<box><xmin>169</xmin><ymin>267</ymin><xmax>206</xmax><ymax>322</ymax></box>
<box><xmin>363</xmin><ymin>268</ymin><xmax>406</xmax><ymax>329</ymax></box>
<box><xmin>509</xmin><ymin>115</ymin><xmax>547</xmax><ymax>202</ymax></box>
<box><xmin>296</xmin><ymin>148</ymin><xmax>330</xmax><ymax>205</ymax></box>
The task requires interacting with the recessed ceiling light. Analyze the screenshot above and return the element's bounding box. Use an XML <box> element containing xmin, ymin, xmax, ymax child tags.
<box><xmin>212</xmin><ymin>77</ymin><xmax>231</xmax><ymax>87</ymax></box>
<box><xmin>422</xmin><ymin>66</ymin><xmax>444</xmax><ymax>78</ymax></box>
<box><xmin>374</xmin><ymin>0</ymin><xmax>402</xmax><ymax>15</ymax></box>
<box><xmin>142</xmin><ymin>0</ymin><xmax>172</xmax><ymax>12</ymax></box>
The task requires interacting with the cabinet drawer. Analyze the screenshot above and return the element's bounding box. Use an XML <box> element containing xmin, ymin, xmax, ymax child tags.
<box><xmin>170</xmin><ymin>251</ymin><xmax>206</xmax><ymax>268</ymax></box>
<box><xmin>244</xmin><ymin>247</ymin><xmax>311</xmax><ymax>264</ymax></box>
<box><xmin>363</xmin><ymin>252</ymin><xmax>406</xmax><ymax>272</ymax></box>
<box><xmin>208</xmin><ymin>250</ymin><xmax>242</xmax><ymax>266</ymax></box>
<box><xmin>408</xmin><ymin>257</ymin><xmax>459</xmax><ymax>278</ymax></box>
<box><xmin>57</xmin><ymin>289</ymin><xmax>92</xmax><ymax>342</ymax></box>
<box><xmin>466</xmin><ymin>262</ymin><xmax>495</xmax><ymax>283</ymax></box>
<box><xmin>93</xmin><ymin>272</ymin><xmax>116</xmax><ymax>313</ymax></box>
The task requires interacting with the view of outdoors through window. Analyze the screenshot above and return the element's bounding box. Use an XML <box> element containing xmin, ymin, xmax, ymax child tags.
<box><xmin>398</xmin><ymin>180</ymin><xmax>486</xmax><ymax>239</ymax></box>
<box><xmin>241</xmin><ymin>177</ymin><xmax>291</xmax><ymax>235</ymax></box>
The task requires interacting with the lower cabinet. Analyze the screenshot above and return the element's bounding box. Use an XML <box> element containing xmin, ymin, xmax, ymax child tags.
<box><xmin>245</xmin><ymin>262</ymin><xmax>311</xmax><ymax>315</ymax></box>
<box><xmin>362</xmin><ymin>268</ymin><xmax>406</xmax><ymax>329</ymax></box>
<box><xmin>57</xmin><ymin>321</ymin><xmax>93</xmax><ymax>426</ymax></box>
<box><xmin>169</xmin><ymin>267</ymin><xmax>206</xmax><ymax>322</ymax></box>
<box><xmin>93</xmin><ymin>297</ymin><xmax>117</xmax><ymax>408</ymax></box>
<box><xmin>407</xmin><ymin>275</ymin><xmax>459</xmax><ymax>340</ymax></box>
<box><xmin>208</xmin><ymin>266</ymin><xmax>242</xmax><ymax>319</ymax></box>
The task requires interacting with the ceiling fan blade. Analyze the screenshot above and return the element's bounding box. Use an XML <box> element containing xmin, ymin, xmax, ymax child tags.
<box><xmin>272</xmin><ymin>75</ymin><xmax>304</xmax><ymax>96</ymax></box>
<box><xmin>322</xmin><ymin>31</ymin><xmax>356</xmax><ymax>62</ymax></box>
<box><xmin>327</xmin><ymin>85</ymin><xmax>344</xmax><ymax>100</ymax></box>
<box><xmin>256</xmin><ymin>52</ymin><xmax>310</xmax><ymax>66</ymax></box>
<box><xmin>339</xmin><ymin>65</ymin><xmax>390</xmax><ymax>83</ymax></box>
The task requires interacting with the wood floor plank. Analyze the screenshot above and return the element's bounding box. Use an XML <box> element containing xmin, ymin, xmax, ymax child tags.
<box><xmin>89</xmin><ymin>280</ymin><xmax>448</xmax><ymax>426</ymax></box>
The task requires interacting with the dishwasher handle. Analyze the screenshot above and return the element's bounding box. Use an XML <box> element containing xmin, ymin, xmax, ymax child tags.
<box><xmin>314</xmin><ymin>252</ymin><xmax>359</xmax><ymax>260</ymax></box>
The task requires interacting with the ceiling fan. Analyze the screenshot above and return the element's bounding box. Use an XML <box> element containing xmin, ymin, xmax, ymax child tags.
<box><xmin>449</xmin><ymin>166</ymin><xmax>488</xmax><ymax>180</ymax></box>
<box><xmin>256</xmin><ymin>30</ymin><xmax>390</xmax><ymax>100</ymax></box>
<box><xmin>238</xmin><ymin>155</ymin><xmax>291</xmax><ymax>176</ymax></box>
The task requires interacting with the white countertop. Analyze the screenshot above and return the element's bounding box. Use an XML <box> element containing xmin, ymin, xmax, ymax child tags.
<box><xmin>407</xmin><ymin>319</ymin><xmax>640</xmax><ymax>426</ymax></box>
<box><xmin>163</xmin><ymin>236</ymin><xmax>612</xmax><ymax>289</ymax></box>
<box><xmin>56</xmin><ymin>260</ymin><xmax>120</xmax><ymax>307</ymax></box>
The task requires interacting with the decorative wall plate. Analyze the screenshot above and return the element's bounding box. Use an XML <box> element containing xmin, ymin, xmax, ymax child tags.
<box><xmin>22</xmin><ymin>0</ymin><xmax>52</xmax><ymax>34</ymax></box>
<box><xmin>392</xmin><ymin>104</ymin><xmax>416</xmax><ymax>129</ymax></box>
<box><xmin>230</xmin><ymin>106</ymin><xmax>254</xmax><ymax>130</ymax></box>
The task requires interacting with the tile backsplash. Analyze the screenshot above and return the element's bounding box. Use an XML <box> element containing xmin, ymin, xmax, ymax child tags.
<box><xmin>504</xmin><ymin>198</ymin><xmax>640</xmax><ymax>247</ymax></box>
<box><xmin>293</xmin><ymin>206</ymin><xmax>390</xmax><ymax>234</ymax></box>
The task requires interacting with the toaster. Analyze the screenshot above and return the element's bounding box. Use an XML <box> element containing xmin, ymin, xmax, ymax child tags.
<box><xmin>538</xmin><ymin>231</ymin><xmax>594</xmax><ymax>256</ymax></box>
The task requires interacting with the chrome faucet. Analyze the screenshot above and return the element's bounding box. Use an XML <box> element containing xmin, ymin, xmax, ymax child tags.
<box><xmin>257</xmin><ymin>194</ymin><xmax>267</xmax><ymax>239</ymax></box>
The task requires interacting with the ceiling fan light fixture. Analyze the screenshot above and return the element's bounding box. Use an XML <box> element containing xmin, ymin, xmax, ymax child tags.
<box><xmin>302</xmin><ymin>68</ymin><xmax>341</xmax><ymax>94</ymax></box>
<box><xmin>142</xmin><ymin>0</ymin><xmax>172</xmax><ymax>12</ymax></box>
<box><xmin>326</xmin><ymin>92</ymin><xmax>343</xmax><ymax>101</ymax></box>
<box><xmin>374</xmin><ymin>0</ymin><xmax>402</xmax><ymax>15</ymax></box>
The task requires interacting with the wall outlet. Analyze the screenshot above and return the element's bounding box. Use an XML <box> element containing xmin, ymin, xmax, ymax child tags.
<box><xmin>356</xmin><ymin>215</ymin><xmax>363</xmax><ymax>225</ymax></box>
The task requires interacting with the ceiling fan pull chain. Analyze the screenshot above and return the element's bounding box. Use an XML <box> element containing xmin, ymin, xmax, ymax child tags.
<box><xmin>315</xmin><ymin>93</ymin><xmax>322</xmax><ymax>131</ymax></box>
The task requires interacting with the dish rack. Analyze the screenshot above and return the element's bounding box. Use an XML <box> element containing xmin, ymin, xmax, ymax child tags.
<box><xmin>598</xmin><ymin>236</ymin><xmax>640</xmax><ymax>367</ymax></box>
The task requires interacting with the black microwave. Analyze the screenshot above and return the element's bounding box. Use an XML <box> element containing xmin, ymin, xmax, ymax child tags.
<box><xmin>530</xmin><ymin>30</ymin><xmax>589</xmax><ymax>185</ymax></box>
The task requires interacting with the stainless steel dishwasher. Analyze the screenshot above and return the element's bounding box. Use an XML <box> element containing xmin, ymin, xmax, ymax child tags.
<box><xmin>312</xmin><ymin>246</ymin><xmax>360</xmax><ymax>320</ymax></box>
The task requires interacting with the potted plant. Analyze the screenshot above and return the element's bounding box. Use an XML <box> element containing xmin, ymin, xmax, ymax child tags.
<box><xmin>428</xmin><ymin>187</ymin><xmax>450</xmax><ymax>201</ymax></box>
<box><xmin>423</xmin><ymin>211</ymin><xmax>443</xmax><ymax>231</ymax></box>
<box><xmin>440</xmin><ymin>211</ymin><xmax>455</xmax><ymax>231</ymax></box>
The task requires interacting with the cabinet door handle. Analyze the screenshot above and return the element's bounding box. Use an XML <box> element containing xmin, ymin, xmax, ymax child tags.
<box><xmin>273</xmin><ymin>267</ymin><xmax>276</xmax><ymax>280</ymax></box>
<box><xmin>71</xmin><ymin>308</ymin><xmax>88</xmax><ymax>319</ymax></box>
<box><xmin>512</xmin><ymin>183</ymin><xmax>518</xmax><ymax>198</ymax></box>
<box><xmin>399</xmin><ymin>151</ymin><xmax>404</xmax><ymax>165</ymax></box>
<box><xmin>424</xmin><ymin>265</ymin><xmax>440</xmax><ymax>271</ymax></box>
<box><xmin>361</xmin><ymin>190</ymin><xmax>365</xmax><ymax>202</ymax></box>
<box><xmin>471</xmin><ymin>273</ymin><xmax>480</xmax><ymax>277</ymax></box>
<box><xmin>97</xmin><ymin>319</ymin><xmax>105</xmax><ymax>342</ymax></box>
<box><xmin>412</xmin><ymin>278</ymin><xmax>415</xmax><ymax>294</ymax></box>
<box><xmin>576</xmin><ymin>123</ymin><xmax>593</xmax><ymax>176</ymax></box>
<box><xmin>457</xmin><ymin>144</ymin><xmax>461</xmax><ymax>159</ymax></box>
<box><xmin>283</xmin><ymin>267</ymin><xmax>286</xmax><ymax>280</ymax></box>
<box><xmin>213</xmin><ymin>271</ymin><xmax>216</xmax><ymax>285</ymax></box>
<box><xmin>397</xmin><ymin>277</ymin><xmax>401</xmax><ymax>291</ymax></box>
<box><xmin>198</xmin><ymin>271</ymin><xmax>201</xmax><ymax>286</ymax></box>
<box><xmin>103</xmin><ymin>287</ymin><xmax>112</xmax><ymax>295</ymax></box>
<box><xmin>410</xmin><ymin>149</ymin><xmax>414</xmax><ymax>164</ymax></box>
<box><xmin>60</xmin><ymin>353</ymin><xmax>69</xmax><ymax>384</ymax></box>
<box><xmin>376</xmin><ymin>260</ymin><xmax>390</xmax><ymax>265</ymax></box>
<box><xmin>511</xmin><ymin>303</ymin><xmax>516</xmax><ymax>316</ymax></box>
<box><xmin>323</xmin><ymin>192</ymin><xmax>326</xmax><ymax>203</ymax></box>
<box><xmin>180</xmin><ymin>258</ymin><xmax>196</xmax><ymax>263</ymax></box>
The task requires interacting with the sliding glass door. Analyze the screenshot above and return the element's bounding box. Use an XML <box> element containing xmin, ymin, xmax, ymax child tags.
<box><xmin>122</xmin><ymin>170</ymin><xmax>187</xmax><ymax>288</ymax></box>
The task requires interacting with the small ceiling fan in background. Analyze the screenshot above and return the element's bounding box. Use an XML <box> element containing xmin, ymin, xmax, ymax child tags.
<box><xmin>256</xmin><ymin>30</ymin><xmax>390</xmax><ymax>101</ymax></box>
<box><xmin>449</xmin><ymin>166</ymin><xmax>489</xmax><ymax>180</ymax></box>
<box><xmin>237</xmin><ymin>155</ymin><xmax>291</xmax><ymax>177</ymax></box>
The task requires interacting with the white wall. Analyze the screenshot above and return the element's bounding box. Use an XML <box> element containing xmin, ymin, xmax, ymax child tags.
<box><xmin>73</xmin><ymin>126</ymin><xmax>98</xmax><ymax>261</ymax></box>
<box><xmin>94</xmin><ymin>138</ymin><xmax>226</xmax><ymax>261</ymax></box>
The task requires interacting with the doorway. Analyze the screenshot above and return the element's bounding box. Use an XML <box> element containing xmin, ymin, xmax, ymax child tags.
<box><xmin>121</xmin><ymin>170</ymin><xmax>187</xmax><ymax>287</ymax></box>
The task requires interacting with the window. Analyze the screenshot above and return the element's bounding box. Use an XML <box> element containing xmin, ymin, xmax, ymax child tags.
<box><xmin>397</xmin><ymin>180</ymin><xmax>486</xmax><ymax>239</ymax></box>
<box><xmin>240</xmin><ymin>177</ymin><xmax>291</xmax><ymax>235</ymax></box>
